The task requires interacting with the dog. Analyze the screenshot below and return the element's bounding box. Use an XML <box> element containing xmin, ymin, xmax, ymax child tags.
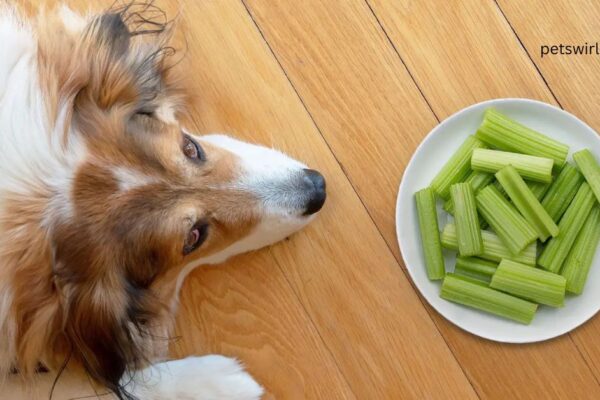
<box><xmin>0</xmin><ymin>2</ymin><xmax>326</xmax><ymax>399</ymax></box>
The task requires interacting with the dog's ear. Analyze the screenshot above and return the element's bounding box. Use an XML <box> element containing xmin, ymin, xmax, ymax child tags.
<box><xmin>37</xmin><ymin>4</ymin><xmax>183</xmax><ymax>139</ymax></box>
<box><xmin>95</xmin><ymin>12</ymin><xmax>131</xmax><ymax>58</ymax></box>
<box><xmin>50</xmin><ymin>226</ymin><xmax>158</xmax><ymax>400</ymax></box>
<box><xmin>70</xmin><ymin>4</ymin><xmax>176</xmax><ymax>116</ymax></box>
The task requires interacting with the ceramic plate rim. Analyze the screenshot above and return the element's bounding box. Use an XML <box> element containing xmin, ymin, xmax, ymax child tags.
<box><xmin>395</xmin><ymin>98</ymin><xmax>600</xmax><ymax>343</ymax></box>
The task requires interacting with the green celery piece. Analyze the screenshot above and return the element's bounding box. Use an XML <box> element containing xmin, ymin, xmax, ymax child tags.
<box><xmin>441</xmin><ymin>224</ymin><xmax>536</xmax><ymax>265</ymax></box>
<box><xmin>476</xmin><ymin>108</ymin><xmax>569</xmax><ymax>169</ymax></box>
<box><xmin>415</xmin><ymin>188</ymin><xmax>445</xmax><ymax>280</ymax></box>
<box><xmin>493</xmin><ymin>180</ymin><xmax>509</xmax><ymax>198</ymax></box>
<box><xmin>443</xmin><ymin>171</ymin><xmax>494</xmax><ymax>214</ymax></box>
<box><xmin>496</xmin><ymin>165</ymin><xmax>559</xmax><ymax>242</ymax></box>
<box><xmin>539</xmin><ymin>183</ymin><xmax>596</xmax><ymax>273</ymax></box>
<box><xmin>561</xmin><ymin>205</ymin><xmax>600</xmax><ymax>294</ymax></box>
<box><xmin>441</xmin><ymin>273</ymin><xmax>537</xmax><ymax>324</ymax></box>
<box><xmin>573</xmin><ymin>149</ymin><xmax>600</xmax><ymax>203</ymax></box>
<box><xmin>490</xmin><ymin>260</ymin><xmax>566</xmax><ymax>308</ymax></box>
<box><xmin>476</xmin><ymin>185</ymin><xmax>538</xmax><ymax>255</ymax></box>
<box><xmin>454</xmin><ymin>257</ymin><xmax>497</xmax><ymax>284</ymax></box>
<box><xmin>472</xmin><ymin>149</ymin><xmax>553</xmax><ymax>183</ymax></box>
<box><xmin>541</xmin><ymin>163</ymin><xmax>584</xmax><ymax>222</ymax></box>
<box><xmin>527</xmin><ymin>181</ymin><xmax>552</xmax><ymax>200</ymax></box>
<box><xmin>450</xmin><ymin>183</ymin><xmax>483</xmax><ymax>256</ymax></box>
<box><xmin>430</xmin><ymin>135</ymin><xmax>487</xmax><ymax>199</ymax></box>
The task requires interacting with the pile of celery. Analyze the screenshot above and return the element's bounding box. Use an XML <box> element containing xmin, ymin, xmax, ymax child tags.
<box><xmin>415</xmin><ymin>108</ymin><xmax>600</xmax><ymax>324</ymax></box>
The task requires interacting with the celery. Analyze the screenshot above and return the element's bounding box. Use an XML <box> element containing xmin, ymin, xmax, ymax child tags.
<box><xmin>476</xmin><ymin>185</ymin><xmax>538</xmax><ymax>255</ymax></box>
<box><xmin>441</xmin><ymin>224</ymin><xmax>536</xmax><ymax>265</ymax></box>
<box><xmin>496</xmin><ymin>166</ymin><xmax>559</xmax><ymax>242</ymax></box>
<box><xmin>528</xmin><ymin>181</ymin><xmax>552</xmax><ymax>200</ymax></box>
<box><xmin>455</xmin><ymin>257</ymin><xmax>497</xmax><ymax>284</ymax></box>
<box><xmin>490</xmin><ymin>260</ymin><xmax>566</xmax><ymax>308</ymax></box>
<box><xmin>541</xmin><ymin>163</ymin><xmax>584</xmax><ymax>222</ymax></box>
<box><xmin>476</xmin><ymin>108</ymin><xmax>569</xmax><ymax>168</ymax></box>
<box><xmin>472</xmin><ymin>149</ymin><xmax>553</xmax><ymax>183</ymax></box>
<box><xmin>450</xmin><ymin>183</ymin><xmax>483</xmax><ymax>256</ymax></box>
<box><xmin>538</xmin><ymin>183</ymin><xmax>596</xmax><ymax>273</ymax></box>
<box><xmin>430</xmin><ymin>135</ymin><xmax>487</xmax><ymax>199</ymax></box>
<box><xmin>441</xmin><ymin>273</ymin><xmax>537</xmax><ymax>324</ymax></box>
<box><xmin>561</xmin><ymin>205</ymin><xmax>600</xmax><ymax>294</ymax></box>
<box><xmin>443</xmin><ymin>171</ymin><xmax>494</xmax><ymax>214</ymax></box>
<box><xmin>493</xmin><ymin>180</ymin><xmax>509</xmax><ymax>198</ymax></box>
<box><xmin>415</xmin><ymin>188</ymin><xmax>445</xmax><ymax>280</ymax></box>
<box><xmin>573</xmin><ymin>149</ymin><xmax>600</xmax><ymax>203</ymax></box>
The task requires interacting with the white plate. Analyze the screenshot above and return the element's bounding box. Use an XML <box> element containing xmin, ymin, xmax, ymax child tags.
<box><xmin>396</xmin><ymin>98</ymin><xmax>600</xmax><ymax>343</ymax></box>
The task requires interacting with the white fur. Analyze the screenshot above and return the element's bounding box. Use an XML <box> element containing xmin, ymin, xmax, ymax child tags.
<box><xmin>58</xmin><ymin>4</ymin><xmax>87</xmax><ymax>33</ymax></box>
<box><xmin>113</xmin><ymin>166</ymin><xmax>159</xmax><ymax>192</ymax></box>
<box><xmin>200</xmin><ymin>134</ymin><xmax>312</xmax><ymax>222</ymax></box>
<box><xmin>124</xmin><ymin>356</ymin><xmax>263</xmax><ymax>400</ymax></box>
<box><xmin>0</xmin><ymin>7</ymin><xmax>84</xmax><ymax>223</ymax></box>
<box><xmin>174</xmin><ymin>134</ymin><xmax>316</xmax><ymax>295</ymax></box>
<box><xmin>0</xmin><ymin>6</ymin><xmax>83</xmax><ymax>377</ymax></box>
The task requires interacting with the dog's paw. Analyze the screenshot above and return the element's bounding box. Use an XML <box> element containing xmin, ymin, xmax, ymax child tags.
<box><xmin>127</xmin><ymin>355</ymin><xmax>264</xmax><ymax>400</ymax></box>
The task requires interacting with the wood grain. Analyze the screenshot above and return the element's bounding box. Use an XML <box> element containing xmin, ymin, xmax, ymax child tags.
<box><xmin>172</xmin><ymin>251</ymin><xmax>354</xmax><ymax>399</ymax></box>
<box><xmin>369</xmin><ymin>0</ymin><xmax>600</xmax><ymax>399</ymax></box>
<box><xmin>244</xmin><ymin>0</ymin><xmax>600</xmax><ymax>399</ymax></box>
<box><xmin>496</xmin><ymin>0</ymin><xmax>600</xmax><ymax>385</ymax></box>
<box><xmin>9</xmin><ymin>0</ymin><xmax>600</xmax><ymax>399</ymax></box>
<box><xmin>366</xmin><ymin>0</ymin><xmax>555</xmax><ymax>119</ymax></box>
<box><xmin>168</xmin><ymin>1</ymin><xmax>476</xmax><ymax>398</ymax></box>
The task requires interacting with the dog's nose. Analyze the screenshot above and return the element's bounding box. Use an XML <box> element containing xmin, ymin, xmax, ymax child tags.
<box><xmin>302</xmin><ymin>169</ymin><xmax>326</xmax><ymax>215</ymax></box>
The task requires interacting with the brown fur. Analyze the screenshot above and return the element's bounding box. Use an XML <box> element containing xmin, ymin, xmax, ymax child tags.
<box><xmin>1</xmin><ymin>3</ymin><xmax>260</xmax><ymax>399</ymax></box>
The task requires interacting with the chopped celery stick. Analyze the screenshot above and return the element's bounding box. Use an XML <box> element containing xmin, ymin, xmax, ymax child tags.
<box><xmin>441</xmin><ymin>224</ymin><xmax>536</xmax><ymax>265</ymax></box>
<box><xmin>443</xmin><ymin>171</ymin><xmax>494</xmax><ymax>214</ymax></box>
<box><xmin>455</xmin><ymin>257</ymin><xmax>497</xmax><ymax>284</ymax></box>
<box><xmin>573</xmin><ymin>149</ymin><xmax>600</xmax><ymax>203</ymax></box>
<box><xmin>496</xmin><ymin>166</ymin><xmax>559</xmax><ymax>242</ymax></box>
<box><xmin>541</xmin><ymin>163</ymin><xmax>584</xmax><ymax>222</ymax></box>
<box><xmin>539</xmin><ymin>183</ymin><xmax>596</xmax><ymax>273</ymax></box>
<box><xmin>441</xmin><ymin>273</ymin><xmax>537</xmax><ymax>324</ymax></box>
<box><xmin>527</xmin><ymin>181</ymin><xmax>552</xmax><ymax>200</ymax></box>
<box><xmin>472</xmin><ymin>149</ymin><xmax>553</xmax><ymax>183</ymax></box>
<box><xmin>490</xmin><ymin>260</ymin><xmax>566</xmax><ymax>307</ymax></box>
<box><xmin>561</xmin><ymin>205</ymin><xmax>600</xmax><ymax>294</ymax></box>
<box><xmin>476</xmin><ymin>185</ymin><xmax>538</xmax><ymax>255</ymax></box>
<box><xmin>431</xmin><ymin>135</ymin><xmax>487</xmax><ymax>199</ymax></box>
<box><xmin>476</xmin><ymin>108</ymin><xmax>569</xmax><ymax>168</ymax></box>
<box><xmin>415</xmin><ymin>188</ymin><xmax>445</xmax><ymax>280</ymax></box>
<box><xmin>450</xmin><ymin>183</ymin><xmax>483</xmax><ymax>256</ymax></box>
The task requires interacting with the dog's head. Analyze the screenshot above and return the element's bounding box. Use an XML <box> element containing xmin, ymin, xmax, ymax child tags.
<box><xmin>29</xmin><ymin>4</ymin><xmax>325</xmax><ymax>397</ymax></box>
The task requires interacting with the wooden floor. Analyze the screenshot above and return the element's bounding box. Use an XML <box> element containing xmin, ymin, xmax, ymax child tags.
<box><xmin>9</xmin><ymin>0</ymin><xmax>600</xmax><ymax>399</ymax></box>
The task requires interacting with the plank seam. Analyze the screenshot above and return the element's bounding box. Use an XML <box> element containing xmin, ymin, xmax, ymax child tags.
<box><xmin>490</xmin><ymin>0</ymin><xmax>600</xmax><ymax>390</ymax></box>
<box><xmin>237</xmin><ymin>2</ymin><xmax>358</xmax><ymax>397</ymax></box>
<box><xmin>361</xmin><ymin>1</ymin><xmax>486</xmax><ymax>397</ymax></box>
<box><xmin>363</xmin><ymin>0</ymin><xmax>440</xmax><ymax>122</ymax></box>
<box><xmin>492</xmin><ymin>0</ymin><xmax>563</xmax><ymax>108</ymax></box>
<box><xmin>241</xmin><ymin>0</ymin><xmax>481</xmax><ymax>398</ymax></box>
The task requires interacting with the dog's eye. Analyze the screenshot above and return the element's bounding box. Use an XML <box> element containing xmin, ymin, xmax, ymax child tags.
<box><xmin>182</xmin><ymin>135</ymin><xmax>205</xmax><ymax>162</ymax></box>
<box><xmin>183</xmin><ymin>222</ymin><xmax>209</xmax><ymax>255</ymax></box>
<box><xmin>136</xmin><ymin>110</ymin><xmax>154</xmax><ymax>118</ymax></box>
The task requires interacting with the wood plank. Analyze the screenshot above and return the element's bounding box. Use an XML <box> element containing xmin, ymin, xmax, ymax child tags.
<box><xmin>172</xmin><ymin>252</ymin><xmax>354</xmax><ymax>400</ymax></box>
<box><xmin>167</xmin><ymin>2</ymin><xmax>477</xmax><ymax>398</ymax></box>
<box><xmin>495</xmin><ymin>0</ymin><xmax>600</xmax><ymax>383</ymax></box>
<box><xmin>244</xmin><ymin>0</ymin><xmax>600</xmax><ymax>398</ymax></box>
<box><xmin>2</xmin><ymin>361</ymin><xmax>99</xmax><ymax>400</ymax></box>
<box><xmin>367</xmin><ymin>0</ymin><xmax>554</xmax><ymax>117</ymax></box>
